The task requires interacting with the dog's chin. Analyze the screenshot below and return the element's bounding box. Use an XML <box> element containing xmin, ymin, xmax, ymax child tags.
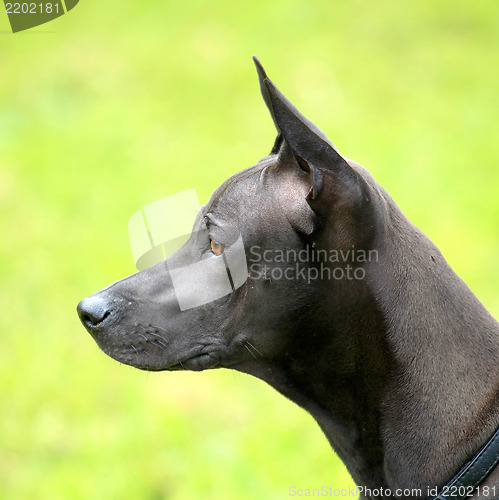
<box><xmin>101</xmin><ymin>345</ymin><xmax>220</xmax><ymax>373</ymax></box>
<box><xmin>131</xmin><ymin>354</ymin><xmax>220</xmax><ymax>372</ymax></box>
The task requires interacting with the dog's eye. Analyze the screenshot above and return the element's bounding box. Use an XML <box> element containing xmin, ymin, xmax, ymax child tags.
<box><xmin>210</xmin><ymin>240</ymin><xmax>225</xmax><ymax>256</ymax></box>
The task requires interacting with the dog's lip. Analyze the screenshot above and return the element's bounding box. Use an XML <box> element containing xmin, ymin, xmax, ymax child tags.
<box><xmin>166</xmin><ymin>353</ymin><xmax>219</xmax><ymax>371</ymax></box>
<box><xmin>132</xmin><ymin>353</ymin><xmax>218</xmax><ymax>372</ymax></box>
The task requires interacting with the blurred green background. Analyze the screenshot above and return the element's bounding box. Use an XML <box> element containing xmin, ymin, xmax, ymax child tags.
<box><xmin>0</xmin><ymin>1</ymin><xmax>498</xmax><ymax>499</ymax></box>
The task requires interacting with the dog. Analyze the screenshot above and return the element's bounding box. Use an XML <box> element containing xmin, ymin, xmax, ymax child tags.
<box><xmin>77</xmin><ymin>57</ymin><xmax>499</xmax><ymax>499</ymax></box>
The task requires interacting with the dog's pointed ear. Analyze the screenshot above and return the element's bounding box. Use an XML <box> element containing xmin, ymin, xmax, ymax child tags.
<box><xmin>253</xmin><ymin>56</ymin><xmax>358</xmax><ymax>201</ymax></box>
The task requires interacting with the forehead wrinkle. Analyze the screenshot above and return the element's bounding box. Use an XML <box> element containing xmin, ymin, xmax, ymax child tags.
<box><xmin>204</xmin><ymin>156</ymin><xmax>276</xmax><ymax>216</ymax></box>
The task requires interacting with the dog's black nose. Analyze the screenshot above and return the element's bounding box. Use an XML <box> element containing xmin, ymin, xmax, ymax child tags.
<box><xmin>77</xmin><ymin>295</ymin><xmax>111</xmax><ymax>329</ymax></box>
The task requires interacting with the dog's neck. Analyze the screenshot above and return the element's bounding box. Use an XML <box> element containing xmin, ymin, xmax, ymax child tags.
<box><xmin>238</xmin><ymin>277</ymin><xmax>394</xmax><ymax>495</ymax></box>
<box><xmin>237</xmin><ymin>190</ymin><xmax>499</xmax><ymax>499</ymax></box>
<box><xmin>367</xmin><ymin>201</ymin><xmax>499</xmax><ymax>494</ymax></box>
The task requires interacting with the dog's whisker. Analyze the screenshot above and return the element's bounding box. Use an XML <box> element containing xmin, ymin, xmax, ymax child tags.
<box><xmin>246</xmin><ymin>341</ymin><xmax>263</xmax><ymax>357</ymax></box>
<box><xmin>146</xmin><ymin>331</ymin><xmax>169</xmax><ymax>343</ymax></box>
<box><xmin>148</xmin><ymin>324</ymin><xmax>169</xmax><ymax>335</ymax></box>
<box><xmin>244</xmin><ymin>343</ymin><xmax>257</xmax><ymax>359</ymax></box>
<box><xmin>152</xmin><ymin>339</ymin><xmax>167</xmax><ymax>350</ymax></box>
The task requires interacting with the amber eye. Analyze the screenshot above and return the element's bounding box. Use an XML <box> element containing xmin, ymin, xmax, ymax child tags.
<box><xmin>210</xmin><ymin>240</ymin><xmax>225</xmax><ymax>256</ymax></box>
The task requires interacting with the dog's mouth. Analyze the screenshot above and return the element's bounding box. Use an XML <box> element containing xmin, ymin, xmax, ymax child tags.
<box><xmin>122</xmin><ymin>351</ymin><xmax>220</xmax><ymax>373</ymax></box>
<box><xmin>77</xmin><ymin>295</ymin><xmax>224</xmax><ymax>373</ymax></box>
<box><xmin>160</xmin><ymin>353</ymin><xmax>219</xmax><ymax>372</ymax></box>
<box><xmin>84</xmin><ymin>321</ymin><xmax>221</xmax><ymax>372</ymax></box>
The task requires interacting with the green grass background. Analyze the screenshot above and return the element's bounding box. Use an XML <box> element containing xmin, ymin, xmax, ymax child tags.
<box><xmin>0</xmin><ymin>1</ymin><xmax>498</xmax><ymax>499</ymax></box>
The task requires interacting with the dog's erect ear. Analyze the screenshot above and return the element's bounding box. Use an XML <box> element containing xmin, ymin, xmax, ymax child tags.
<box><xmin>253</xmin><ymin>56</ymin><xmax>358</xmax><ymax>201</ymax></box>
<box><xmin>253</xmin><ymin>56</ymin><xmax>334</xmax><ymax>151</ymax></box>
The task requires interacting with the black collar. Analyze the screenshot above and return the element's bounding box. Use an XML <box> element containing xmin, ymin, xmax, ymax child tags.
<box><xmin>431</xmin><ymin>425</ymin><xmax>499</xmax><ymax>500</ymax></box>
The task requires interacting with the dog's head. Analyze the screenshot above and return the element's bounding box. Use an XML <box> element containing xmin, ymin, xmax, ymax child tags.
<box><xmin>77</xmin><ymin>58</ymin><xmax>380</xmax><ymax>377</ymax></box>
